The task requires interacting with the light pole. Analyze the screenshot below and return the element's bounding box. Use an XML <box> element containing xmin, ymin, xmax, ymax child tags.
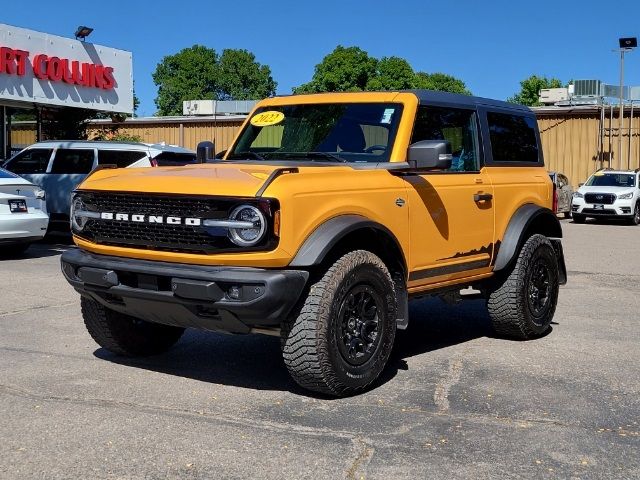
<box><xmin>618</xmin><ymin>37</ymin><xmax>636</xmax><ymax>169</ymax></box>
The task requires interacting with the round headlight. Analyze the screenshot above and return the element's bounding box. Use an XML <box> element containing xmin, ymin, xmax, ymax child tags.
<box><xmin>228</xmin><ymin>205</ymin><xmax>266</xmax><ymax>247</ymax></box>
<box><xmin>71</xmin><ymin>196</ymin><xmax>88</xmax><ymax>232</ymax></box>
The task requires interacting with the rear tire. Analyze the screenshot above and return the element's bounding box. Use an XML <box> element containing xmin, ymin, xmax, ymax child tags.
<box><xmin>572</xmin><ymin>214</ymin><xmax>585</xmax><ymax>224</ymax></box>
<box><xmin>563</xmin><ymin>211</ymin><xmax>572</xmax><ymax>219</ymax></box>
<box><xmin>282</xmin><ymin>250</ymin><xmax>396</xmax><ymax>396</ymax></box>
<box><xmin>81</xmin><ymin>297</ymin><xmax>185</xmax><ymax>356</ymax></box>
<box><xmin>487</xmin><ymin>234</ymin><xmax>559</xmax><ymax>340</ymax></box>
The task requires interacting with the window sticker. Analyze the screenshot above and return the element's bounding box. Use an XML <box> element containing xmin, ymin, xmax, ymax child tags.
<box><xmin>380</xmin><ymin>108</ymin><xmax>394</xmax><ymax>124</ymax></box>
<box><xmin>250</xmin><ymin>111</ymin><xmax>285</xmax><ymax>127</ymax></box>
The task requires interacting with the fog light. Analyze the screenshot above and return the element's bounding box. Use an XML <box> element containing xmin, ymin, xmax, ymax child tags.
<box><xmin>228</xmin><ymin>286</ymin><xmax>242</xmax><ymax>300</ymax></box>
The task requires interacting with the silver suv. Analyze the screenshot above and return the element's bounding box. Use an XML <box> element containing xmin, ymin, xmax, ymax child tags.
<box><xmin>2</xmin><ymin>141</ymin><xmax>196</xmax><ymax>229</ymax></box>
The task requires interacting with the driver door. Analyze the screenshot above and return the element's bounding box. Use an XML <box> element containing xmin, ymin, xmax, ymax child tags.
<box><xmin>404</xmin><ymin>105</ymin><xmax>495</xmax><ymax>290</ymax></box>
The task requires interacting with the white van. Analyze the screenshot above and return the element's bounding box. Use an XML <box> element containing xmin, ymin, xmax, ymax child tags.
<box><xmin>2</xmin><ymin>141</ymin><xmax>196</xmax><ymax>228</ymax></box>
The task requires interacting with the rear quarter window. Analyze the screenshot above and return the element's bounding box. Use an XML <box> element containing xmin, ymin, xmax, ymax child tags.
<box><xmin>487</xmin><ymin>112</ymin><xmax>539</xmax><ymax>163</ymax></box>
<box><xmin>152</xmin><ymin>152</ymin><xmax>197</xmax><ymax>166</ymax></box>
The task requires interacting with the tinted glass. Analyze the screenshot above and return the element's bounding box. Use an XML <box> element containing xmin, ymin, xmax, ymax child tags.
<box><xmin>153</xmin><ymin>152</ymin><xmax>198</xmax><ymax>166</ymax></box>
<box><xmin>487</xmin><ymin>112</ymin><xmax>539</xmax><ymax>163</ymax></box>
<box><xmin>411</xmin><ymin>106</ymin><xmax>480</xmax><ymax>172</ymax></box>
<box><xmin>50</xmin><ymin>149</ymin><xmax>95</xmax><ymax>174</ymax></box>
<box><xmin>0</xmin><ymin>168</ymin><xmax>18</xmax><ymax>179</ymax></box>
<box><xmin>98</xmin><ymin>150</ymin><xmax>147</xmax><ymax>168</ymax></box>
<box><xmin>4</xmin><ymin>148</ymin><xmax>53</xmax><ymax>174</ymax></box>
<box><xmin>585</xmin><ymin>173</ymin><xmax>635</xmax><ymax>187</ymax></box>
<box><xmin>229</xmin><ymin>103</ymin><xmax>403</xmax><ymax>163</ymax></box>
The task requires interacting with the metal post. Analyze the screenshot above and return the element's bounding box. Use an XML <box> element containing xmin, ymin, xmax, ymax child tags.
<box><xmin>619</xmin><ymin>49</ymin><xmax>625</xmax><ymax>170</ymax></box>
<box><xmin>0</xmin><ymin>106</ymin><xmax>6</xmax><ymax>161</ymax></box>
<box><xmin>609</xmin><ymin>103</ymin><xmax>614</xmax><ymax>166</ymax></box>
<box><xmin>598</xmin><ymin>104</ymin><xmax>605</xmax><ymax>170</ymax></box>
<box><xmin>630</xmin><ymin>101</ymin><xmax>636</xmax><ymax>169</ymax></box>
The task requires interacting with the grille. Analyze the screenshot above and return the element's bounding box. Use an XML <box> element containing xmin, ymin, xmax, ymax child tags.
<box><xmin>584</xmin><ymin>193</ymin><xmax>615</xmax><ymax>205</ymax></box>
<box><xmin>76</xmin><ymin>191</ymin><xmax>276</xmax><ymax>254</ymax></box>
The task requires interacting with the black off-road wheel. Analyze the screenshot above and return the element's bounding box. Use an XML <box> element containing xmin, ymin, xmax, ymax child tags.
<box><xmin>282</xmin><ymin>250</ymin><xmax>397</xmax><ymax>397</ymax></box>
<box><xmin>572</xmin><ymin>214</ymin><xmax>586</xmax><ymax>224</ymax></box>
<box><xmin>487</xmin><ymin>234</ymin><xmax>559</xmax><ymax>340</ymax></box>
<box><xmin>630</xmin><ymin>203</ymin><xmax>640</xmax><ymax>225</ymax></box>
<box><xmin>81</xmin><ymin>297</ymin><xmax>185</xmax><ymax>356</ymax></box>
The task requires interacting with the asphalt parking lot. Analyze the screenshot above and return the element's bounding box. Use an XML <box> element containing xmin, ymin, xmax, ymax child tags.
<box><xmin>1</xmin><ymin>220</ymin><xmax>639</xmax><ymax>480</ymax></box>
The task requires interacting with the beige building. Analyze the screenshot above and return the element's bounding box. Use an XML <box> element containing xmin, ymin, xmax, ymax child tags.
<box><xmin>9</xmin><ymin>105</ymin><xmax>640</xmax><ymax>187</ymax></box>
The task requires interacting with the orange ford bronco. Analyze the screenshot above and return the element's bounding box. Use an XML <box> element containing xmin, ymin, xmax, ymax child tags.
<box><xmin>61</xmin><ymin>91</ymin><xmax>566</xmax><ymax>396</ymax></box>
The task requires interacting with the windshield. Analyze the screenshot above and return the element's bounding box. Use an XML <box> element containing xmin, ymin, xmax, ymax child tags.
<box><xmin>227</xmin><ymin>103</ymin><xmax>403</xmax><ymax>163</ymax></box>
<box><xmin>585</xmin><ymin>173</ymin><xmax>636</xmax><ymax>188</ymax></box>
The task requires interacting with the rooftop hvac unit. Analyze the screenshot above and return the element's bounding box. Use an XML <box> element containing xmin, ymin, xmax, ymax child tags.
<box><xmin>183</xmin><ymin>100</ymin><xmax>258</xmax><ymax>116</ymax></box>
<box><xmin>573</xmin><ymin>80</ymin><xmax>602</xmax><ymax>97</ymax></box>
<box><xmin>538</xmin><ymin>88</ymin><xmax>569</xmax><ymax>104</ymax></box>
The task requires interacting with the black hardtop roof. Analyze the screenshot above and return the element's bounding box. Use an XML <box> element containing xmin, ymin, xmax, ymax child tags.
<box><xmin>404</xmin><ymin>89</ymin><xmax>532</xmax><ymax>113</ymax></box>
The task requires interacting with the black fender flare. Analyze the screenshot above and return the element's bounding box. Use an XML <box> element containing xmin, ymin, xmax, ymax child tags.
<box><xmin>289</xmin><ymin>215</ymin><xmax>409</xmax><ymax>329</ymax></box>
<box><xmin>494</xmin><ymin>204</ymin><xmax>563</xmax><ymax>272</ymax></box>
<box><xmin>289</xmin><ymin>214</ymin><xmax>405</xmax><ymax>269</ymax></box>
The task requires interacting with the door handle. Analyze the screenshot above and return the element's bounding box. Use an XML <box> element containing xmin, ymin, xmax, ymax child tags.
<box><xmin>474</xmin><ymin>193</ymin><xmax>493</xmax><ymax>202</ymax></box>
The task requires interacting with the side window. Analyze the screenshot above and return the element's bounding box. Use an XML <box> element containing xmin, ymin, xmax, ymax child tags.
<box><xmin>98</xmin><ymin>150</ymin><xmax>148</xmax><ymax>168</ymax></box>
<box><xmin>411</xmin><ymin>106</ymin><xmax>480</xmax><ymax>172</ymax></box>
<box><xmin>4</xmin><ymin>148</ymin><xmax>53</xmax><ymax>174</ymax></box>
<box><xmin>50</xmin><ymin>149</ymin><xmax>95</xmax><ymax>174</ymax></box>
<box><xmin>487</xmin><ymin>112</ymin><xmax>539</xmax><ymax>163</ymax></box>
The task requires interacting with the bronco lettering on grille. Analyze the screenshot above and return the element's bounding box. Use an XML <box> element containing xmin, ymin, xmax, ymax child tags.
<box><xmin>99</xmin><ymin>212</ymin><xmax>202</xmax><ymax>226</ymax></box>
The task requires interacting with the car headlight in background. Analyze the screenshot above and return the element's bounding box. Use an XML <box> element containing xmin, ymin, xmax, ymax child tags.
<box><xmin>223</xmin><ymin>205</ymin><xmax>266</xmax><ymax>247</ymax></box>
<box><xmin>617</xmin><ymin>192</ymin><xmax>633</xmax><ymax>200</ymax></box>
<box><xmin>573</xmin><ymin>192</ymin><xmax>584</xmax><ymax>199</ymax></box>
<box><xmin>70</xmin><ymin>196</ymin><xmax>100</xmax><ymax>233</ymax></box>
<box><xmin>35</xmin><ymin>189</ymin><xmax>46</xmax><ymax>200</ymax></box>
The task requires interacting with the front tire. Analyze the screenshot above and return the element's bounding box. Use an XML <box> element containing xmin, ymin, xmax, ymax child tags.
<box><xmin>81</xmin><ymin>297</ymin><xmax>185</xmax><ymax>356</ymax></box>
<box><xmin>487</xmin><ymin>234</ymin><xmax>560</xmax><ymax>340</ymax></box>
<box><xmin>572</xmin><ymin>213</ymin><xmax>586</xmax><ymax>224</ymax></box>
<box><xmin>282</xmin><ymin>250</ymin><xmax>397</xmax><ymax>396</ymax></box>
<box><xmin>630</xmin><ymin>203</ymin><xmax>640</xmax><ymax>225</ymax></box>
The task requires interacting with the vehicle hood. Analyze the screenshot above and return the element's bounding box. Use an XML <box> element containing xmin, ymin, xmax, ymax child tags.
<box><xmin>77</xmin><ymin>163</ymin><xmax>286</xmax><ymax>197</ymax></box>
<box><xmin>577</xmin><ymin>186</ymin><xmax>635</xmax><ymax>195</ymax></box>
<box><xmin>0</xmin><ymin>176</ymin><xmax>35</xmax><ymax>187</ymax></box>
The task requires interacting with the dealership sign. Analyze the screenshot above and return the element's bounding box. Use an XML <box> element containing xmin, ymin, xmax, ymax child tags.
<box><xmin>0</xmin><ymin>23</ymin><xmax>133</xmax><ymax>113</ymax></box>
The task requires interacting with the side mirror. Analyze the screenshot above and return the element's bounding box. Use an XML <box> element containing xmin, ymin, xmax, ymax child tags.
<box><xmin>578</xmin><ymin>182</ymin><xmax>584</xmax><ymax>187</ymax></box>
<box><xmin>407</xmin><ymin>140</ymin><xmax>452</xmax><ymax>170</ymax></box>
<box><xmin>196</xmin><ymin>141</ymin><xmax>215</xmax><ymax>163</ymax></box>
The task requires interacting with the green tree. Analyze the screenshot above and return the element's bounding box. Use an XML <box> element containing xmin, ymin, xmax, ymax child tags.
<box><xmin>413</xmin><ymin>72</ymin><xmax>471</xmax><ymax>95</ymax></box>
<box><xmin>152</xmin><ymin>45</ymin><xmax>276</xmax><ymax>115</ymax></box>
<box><xmin>293</xmin><ymin>46</ymin><xmax>377</xmax><ymax>93</ymax></box>
<box><xmin>293</xmin><ymin>46</ymin><xmax>471</xmax><ymax>95</ymax></box>
<box><xmin>217</xmin><ymin>49</ymin><xmax>277</xmax><ymax>100</ymax></box>
<box><xmin>507</xmin><ymin>75</ymin><xmax>563</xmax><ymax>106</ymax></box>
<box><xmin>366</xmin><ymin>56</ymin><xmax>415</xmax><ymax>91</ymax></box>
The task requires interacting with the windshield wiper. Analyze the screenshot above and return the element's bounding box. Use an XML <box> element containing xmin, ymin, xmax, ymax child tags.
<box><xmin>277</xmin><ymin>152</ymin><xmax>347</xmax><ymax>163</ymax></box>
<box><xmin>226</xmin><ymin>151</ymin><xmax>267</xmax><ymax>161</ymax></box>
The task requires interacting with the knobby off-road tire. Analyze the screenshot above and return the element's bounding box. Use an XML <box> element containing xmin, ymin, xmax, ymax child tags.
<box><xmin>282</xmin><ymin>250</ymin><xmax>397</xmax><ymax>396</ymax></box>
<box><xmin>81</xmin><ymin>297</ymin><xmax>185</xmax><ymax>356</ymax></box>
<box><xmin>487</xmin><ymin>234</ymin><xmax>559</xmax><ymax>340</ymax></box>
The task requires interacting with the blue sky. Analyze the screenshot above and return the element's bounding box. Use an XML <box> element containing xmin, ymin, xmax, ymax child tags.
<box><xmin>3</xmin><ymin>0</ymin><xmax>640</xmax><ymax>116</ymax></box>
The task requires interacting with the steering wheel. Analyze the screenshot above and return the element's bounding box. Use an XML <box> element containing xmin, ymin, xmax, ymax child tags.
<box><xmin>364</xmin><ymin>145</ymin><xmax>387</xmax><ymax>154</ymax></box>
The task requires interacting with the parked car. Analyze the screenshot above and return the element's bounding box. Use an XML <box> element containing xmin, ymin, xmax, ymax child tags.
<box><xmin>2</xmin><ymin>141</ymin><xmax>196</xmax><ymax>228</ymax></box>
<box><xmin>571</xmin><ymin>168</ymin><xmax>640</xmax><ymax>224</ymax></box>
<box><xmin>0</xmin><ymin>167</ymin><xmax>49</xmax><ymax>255</ymax></box>
<box><xmin>548</xmin><ymin>171</ymin><xmax>573</xmax><ymax>218</ymax></box>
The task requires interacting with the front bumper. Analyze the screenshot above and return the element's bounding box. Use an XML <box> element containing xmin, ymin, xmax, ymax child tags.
<box><xmin>572</xmin><ymin>199</ymin><xmax>634</xmax><ymax>217</ymax></box>
<box><xmin>61</xmin><ymin>248</ymin><xmax>309</xmax><ymax>334</ymax></box>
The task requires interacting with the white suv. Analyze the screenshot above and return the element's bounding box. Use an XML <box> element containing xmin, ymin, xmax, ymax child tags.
<box><xmin>571</xmin><ymin>169</ymin><xmax>640</xmax><ymax>225</ymax></box>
